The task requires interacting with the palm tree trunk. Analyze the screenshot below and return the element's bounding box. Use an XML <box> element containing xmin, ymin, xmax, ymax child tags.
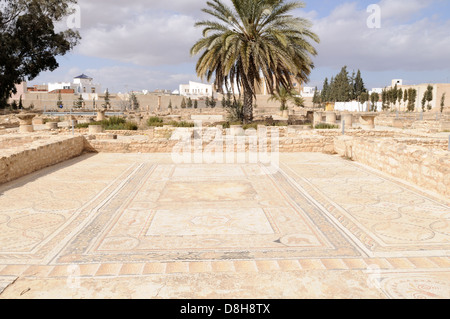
<box><xmin>243</xmin><ymin>82</ymin><xmax>254</xmax><ymax>124</ymax></box>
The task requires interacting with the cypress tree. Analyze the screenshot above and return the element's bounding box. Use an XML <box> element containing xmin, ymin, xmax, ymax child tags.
<box><xmin>441</xmin><ymin>93</ymin><xmax>446</xmax><ymax>113</ymax></box>
<box><xmin>425</xmin><ymin>85</ymin><xmax>433</xmax><ymax>111</ymax></box>
<box><xmin>353</xmin><ymin>70</ymin><xmax>366</xmax><ymax>101</ymax></box>
<box><xmin>321</xmin><ymin>78</ymin><xmax>329</xmax><ymax>103</ymax></box>
<box><xmin>312</xmin><ymin>86</ymin><xmax>320</xmax><ymax>106</ymax></box>
<box><xmin>407</xmin><ymin>88</ymin><xmax>417</xmax><ymax>112</ymax></box>
<box><xmin>334</xmin><ymin>66</ymin><xmax>352</xmax><ymax>102</ymax></box>
<box><xmin>397</xmin><ymin>89</ymin><xmax>403</xmax><ymax>108</ymax></box>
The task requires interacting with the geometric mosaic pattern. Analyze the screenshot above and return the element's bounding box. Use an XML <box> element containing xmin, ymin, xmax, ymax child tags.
<box><xmin>0</xmin><ymin>153</ymin><xmax>449</xmax><ymax>298</ymax></box>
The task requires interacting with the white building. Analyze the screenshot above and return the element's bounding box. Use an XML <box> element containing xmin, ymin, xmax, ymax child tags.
<box><xmin>179</xmin><ymin>81</ymin><xmax>214</xmax><ymax>98</ymax></box>
<box><xmin>369</xmin><ymin>88</ymin><xmax>383</xmax><ymax>95</ymax></box>
<box><xmin>300</xmin><ymin>87</ymin><xmax>317</xmax><ymax>98</ymax></box>
<box><xmin>48</xmin><ymin>74</ymin><xmax>102</xmax><ymax>100</ymax></box>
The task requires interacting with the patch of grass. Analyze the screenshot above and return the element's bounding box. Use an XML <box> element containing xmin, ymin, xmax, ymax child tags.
<box><xmin>76</xmin><ymin>117</ymin><xmax>138</xmax><ymax>131</ymax></box>
<box><xmin>242</xmin><ymin>123</ymin><xmax>258</xmax><ymax>130</ymax></box>
<box><xmin>315</xmin><ymin>123</ymin><xmax>339</xmax><ymax>130</ymax></box>
<box><xmin>170</xmin><ymin>121</ymin><xmax>195</xmax><ymax>128</ymax></box>
<box><xmin>147</xmin><ymin>116</ymin><xmax>164</xmax><ymax>127</ymax></box>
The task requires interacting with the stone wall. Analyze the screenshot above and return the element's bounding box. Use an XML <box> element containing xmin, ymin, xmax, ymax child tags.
<box><xmin>0</xmin><ymin>136</ymin><xmax>85</xmax><ymax>184</ymax></box>
<box><xmin>84</xmin><ymin>133</ymin><xmax>336</xmax><ymax>154</ymax></box>
<box><xmin>334</xmin><ymin>136</ymin><xmax>450</xmax><ymax>198</ymax></box>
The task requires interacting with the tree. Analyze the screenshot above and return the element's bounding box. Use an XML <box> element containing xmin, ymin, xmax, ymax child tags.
<box><xmin>441</xmin><ymin>93</ymin><xmax>446</xmax><ymax>113</ymax></box>
<box><xmin>370</xmin><ymin>92</ymin><xmax>379</xmax><ymax>112</ymax></box>
<box><xmin>168</xmin><ymin>100</ymin><xmax>173</xmax><ymax>110</ymax></box>
<box><xmin>392</xmin><ymin>84</ymin><xmax>398</xmax><ymax>108</ymax></box>
<box><xmin>221</xmin><ymin>95</ymin><xmax>226</xmax><ymax>108</ymax></box>
<box><xmin>194</xmin><ymin>99</ymin><xmax>198</xmax><ymax>109</ymax></box>
<box><xmin>331</xmin><ymin>66</ymin><xmax>352</xmax><ymax>102</ymax></box>
<box><xmin>403</xmin><ymin>88</ymin><xmax>408</xmax><ymax>107</ymax></box>
<box><xmin>312</xmin><ymin>87</ymin><xmax>321</xmax><ymax>107</ymax></box>
<box><xmin>268</xmin><ymin>86</ymin><xmax>299</xmax><ymax>111</ymax></box>
<box><xmin>360</xmin><ymin>92</ymin><xmax>370</xmax><ymax>110</ymax></box>
<box><xmin>103</xmin><ymin>88</ymin><xmax>111</xmax><ymax>109</ymax></box>
<box><xmin>0</xmin><ymin>0</ymin><xmax>81</xmax><ymax>108</ymax></box>
<box><xmin>205</xmin><ymin>96</ymin><xmax>210</xmax><ymax>108</ymax></box>
<box><xmin>191</xmin><ymin>0</ymin><xmax>319</xmax><ymax>123</ymax></box>
<box><xmin>187</xmin><ymin>97</ymin><xmax>193</xmax><ymax>108</ymax></box>
<box><xmin>181</xmin><ymin>97</ymin><xmax>187</xmax><ymax>109</ymax></box>
<box><xmin>328</xmin><ymin>76</ymin><xmax>336</xmax><ymax>102</ymax></box>
<box><xmin>425</xmin><ymin>85</ymin><xmax>433</xmax><ymax>111</ymax></box>
<box><xmin>349</xmin><ymin>70</ymin><xmax>356</xmax><ymax>100</ymax></box>
<box><xmin>381</xmin><ymin>89</ymin><xmax>388</xmax><ymax>111</ymax></box>
<box><xmin>321</xmin><ymin>78</ymin><xmax>329</xmax><ymax>103</ymax></box>
<box><xmin>397</xmin><ymin>89</ymin><xmax>403</xmax><ymax>109</ymax></box>
<box><xmin>353</xmin><ymin>70</ymin><xmax>366</xmax><ymax>101</ymax></box>
<box><xmin>57</xmin><ymin>92</ymin><xmax>63</xmax><ymax>109</ymax></box>
<box><xmin>74</xmin><ymin>95</ymin><xmax>83</xmax><ymax>108</ymax></box>
<box><xmin>129</xmin><ymin>93</ymin><xmax>140</xmax><ymax>110</ymax></box>
<box><xmin>18</xmin><ymin>95</ymin><xmax>23</xmax><ymax>109</ymax></box>
<box><xmin>407</xmin><ymin>88</ymin><xmax>417</xmax><ymax>112</ymax></box>
<box><xmin>210</xmin><ymin>93</ymin><xmax>217</xmax><ymax>108</ymax></box>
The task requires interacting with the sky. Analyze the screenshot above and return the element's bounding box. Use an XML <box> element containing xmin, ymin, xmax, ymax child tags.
<box><xmin>30</xmin><ymin>0</ymin><xmax>450</xmax><ymax>93</ymax></box>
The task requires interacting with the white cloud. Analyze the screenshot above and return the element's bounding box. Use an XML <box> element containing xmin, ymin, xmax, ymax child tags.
<box><xmin>82</xmin><ymin>65</ymin><xmax>199</xmax><ymax>93</ymax></box>
<box><xmin>76</xmin><ymin>13</ymin><xmax>200</xmax><ymax>66</ymax></box>
<box><xmin>310</xmin><ymin>1</ymin><xmax>450</xmax><ymax>72</ymax></box>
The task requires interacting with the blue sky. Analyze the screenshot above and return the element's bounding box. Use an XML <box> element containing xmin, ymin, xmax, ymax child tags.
<box><xmin>31</xmin><ymin>0</ymin><xmax>450</xmax><ymax>93</ymax></box>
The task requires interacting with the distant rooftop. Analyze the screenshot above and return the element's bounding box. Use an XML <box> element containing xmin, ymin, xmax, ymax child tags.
<box><xmin>74</xmin><ymin>74</ymin><xmax>92</xmax><ymax>80</ymax></box>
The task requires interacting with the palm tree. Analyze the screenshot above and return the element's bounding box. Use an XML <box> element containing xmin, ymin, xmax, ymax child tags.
<box><xmin>268</xmin><ymin>86</ymin><xmax>300</xmax><ymax>111</ymax></box>
<box><xmin>191</xmin><ymin>0</ymin><xmax>319</xmax><ymax>123</ymax></box>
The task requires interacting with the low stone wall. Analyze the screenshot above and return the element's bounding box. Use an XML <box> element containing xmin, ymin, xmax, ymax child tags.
<box><xmin>334</xmin><ymin>136</ymin><xmax>450</xmax><ymax>198</ymax></box>
<box><xmin>84</xmin><ymin>134</ymin><xmax>336</xmax><ymax>154</ymax></box>
<box><xmin>0</xmin><ymin>136</ymin><xmax>85</xmax><ymax>185</ymax></box>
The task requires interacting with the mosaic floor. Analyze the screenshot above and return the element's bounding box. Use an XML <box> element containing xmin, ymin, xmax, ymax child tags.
<box><xmin>0</xmin><ymin>153</ymin><xmax>449</xmax><ymax>299</ymax></box>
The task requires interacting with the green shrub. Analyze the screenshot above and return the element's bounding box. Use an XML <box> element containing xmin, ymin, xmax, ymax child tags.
<box><xmin>147</xmin><ymin>116</ymin><xmax>164</xmax><ymax>127</ymax></box>
<box><xmin>173</xmin><ymin>121</ymin><xmax>195</xmax><ymax>128</ymax></box>
<box><xmin>315</xmin><ymin>123</ymin><xmax>339</xmax><ymax>129</ymax></box>
<box><xmin>76</xmin><ymin>117</ymin><xmax>138</xmax><ymax>131</ymax></box>
<box><xmin>243</xmin><ymin>123</ymin><xmax>258</xmax><ymax>130</ymax></box>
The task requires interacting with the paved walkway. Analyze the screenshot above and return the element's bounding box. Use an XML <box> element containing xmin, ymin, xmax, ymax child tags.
<box><xmin>0</xmin><ymin>153</ymin><xmax>449</xmax><ymax>299</ymax></box>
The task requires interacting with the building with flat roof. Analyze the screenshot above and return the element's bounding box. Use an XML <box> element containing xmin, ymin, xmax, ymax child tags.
<box><xmin>48</xmin><ymin>74</ymin><xmax>102</xmax><ymax>99</ymax></box>
<box><xmin>179</xmin><ymin>81</ymin><xmax>214</xmax><ymax>98</ymax></box>
<box><xmin>389</xmin><ymin>80</ymin><xmax>450</xmax><ymax>112</ymax></box>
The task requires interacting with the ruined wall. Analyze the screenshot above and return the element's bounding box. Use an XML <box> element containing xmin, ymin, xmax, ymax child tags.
<box><xmin>334</xmin><ymin>136</ymin><xmax>450</xmax><ymax>198</ymax></box>
<box><xmin>0</xmin><ymin>136</ymin><xmax>85</xmax><ymax>184</ymax></box>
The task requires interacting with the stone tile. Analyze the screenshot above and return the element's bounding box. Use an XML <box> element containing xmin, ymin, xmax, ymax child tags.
<box><xmin>188</xmin><ymin>262</ymin><xmax>212</xmax><ymax>273</ymax></box>
<box><xmin>277</xmin><ymin>260</ymin><xmax>302</xmax><ymax>271</ymax></box>
<box><xmin>233</xmin><ymin>261</ymin><xmax>258</xmax><ymax>273</ymax></box>
<box><xmin>298</xmin><ymin>259</ymin><xmax>326</xmax><ymax>270</ymax></box>
<box><xmin>365</xmin><ymin>259</ymin><xmax>394</xmax><ymax>270</ymax></box>
<box><xmin>48</xmin><ymin>265</ymin><xmax>70</xmax><ymax>278</ymax></box>
<box><xmin>386</xmin><ymin>258</ymin><xmax>417</xmax><ymax>269</ymax></box>
<box><xmin>79</xmin><ymin>264</ymin><xmax>101</xmax><ymax>277</ymax></box>
<box><xmin>255</xmin><ymin>260</ymin><xmax>280</xmax><ymax>272</ymax></box>
<box><xmin>0</xmin><ymin>265</ymin><xmax>29</xmax><ymax>277</ymax></box>
<box><xmin>320</xmin><ymin>259</ymin><xmax>349</xmax><ymax>270</ymax></box>
<box><xmin>428</xmin><ymin>257</ymin><xmax>450</xmax><ymax>268</ymax></box>
<box><xmin>407</xmin><ymin>258</ymin><xmax>440</xmax><ymax>269</ymax></box>
<box><xmin>95</xmin><ymin>264</ymin><xmax>122</xmax><ymax>277</ymax></box>
<box><xmin>142</xmin><ymin>263</ymin><xmax>166</xmax><ymax>274</ymax></box>
<box><xmin>119</xmin><ymin>263</ymin><xmax>145</xmax><ymax>276</ymax></box>
<box><xmin>22</xmin><ymin>266</ymin><xmax>53</xmax><ymax>278</ymax></box>
<box><xmin>165</xmin><ymin>263</ymin><xmax>189</xmax><ymax>274</ymax></box>
<box><xmin>343</xmin><ymin>259</ymin><xmax>369</xmax><ymax>270</ymax></box>
<box><xmin>210</xmin><ymin>261</ymin><xmax>235</xmax><ymax>273</ymax></box>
